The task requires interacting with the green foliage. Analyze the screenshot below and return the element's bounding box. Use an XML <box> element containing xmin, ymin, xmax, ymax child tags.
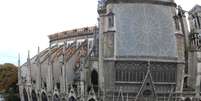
<box><xmin>0</xmin><ymin>63</ymin><xmax>18</xmax><ymax>92</ymax></box>
<box><xmin>4</xmin><ymin>93</ymin><xmax>20</xmax><ymax>101</ymax></box>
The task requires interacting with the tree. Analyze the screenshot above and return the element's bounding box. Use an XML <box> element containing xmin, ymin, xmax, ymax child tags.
<box><xmin>0</xmin><ymin>63</ymin><xmax>18</xmax><ymax>92</ymax></box>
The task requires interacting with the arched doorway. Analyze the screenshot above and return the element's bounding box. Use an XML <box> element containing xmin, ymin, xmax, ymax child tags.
<box><xmin>88</xmin><ymin>98</ymin><xmax>96</xmax><ymax>101</ymax></box>
<box><xmin>62</xmin><ymin>98</ymin><xmax>66</xmax><ymax>101</ymax></box>
<box><xmin>91</xmin><ymin>70</ymin><xmax>98</xmax><ymax>93</ymax></box>
<box><xmin>23</xmin><ymin>89</ymin><xmax>29</xmax><ymax>101</ymax></box>
<box><xmin>53</xmin><ymin>94</ymin><xmax>60</xmax><ymax>101</ymax></box>
<box><xmin>69</xmin><ymin>96</ymin><xmax>76</xmax><ymax>101</ymax></box>
<box><xmin>185</xmin><ymin>97</ymin><xmax>191</xmax><ymax>101</ymax></box>
<box><xmin>184</xmin><ymin>77</ymin><xmax>188</xmax><ymax>88</ymax></box>
<box><xmin>32</xmin><ymin>90</ymin><xmax>37</xmax><ymax>101</ymax></box>
<box><xmin>41</xmin><ymin>92</ymin><xmax>48</xmax><ymax>101</ymax></box>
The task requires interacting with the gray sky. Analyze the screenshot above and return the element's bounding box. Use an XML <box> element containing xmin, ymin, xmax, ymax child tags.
<box><xmin>0</xmin><ymin>0</ymin><xmax>200</xmax><ymax>65</ymax></box>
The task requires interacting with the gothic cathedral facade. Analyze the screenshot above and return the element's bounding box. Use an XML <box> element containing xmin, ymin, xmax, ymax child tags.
<box><xmin>18</xmin><ymin>0</ymin><xmax>201</xmax><ymax>101</ymax></box>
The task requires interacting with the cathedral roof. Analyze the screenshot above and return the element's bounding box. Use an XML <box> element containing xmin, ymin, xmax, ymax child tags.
<box><xmin>20</xmin><ymin>39</ymin><xmax>89</xmax><ymax>84</ymax></box>
<box><xmin>189</xmin><ymin>4</ymin><xmax>201</xmax><ymax>14</ymax></box>
<box><xmin>48</xmin><ymin>26</ymin><xmax>97</xmax><ymax>43</ymax></box>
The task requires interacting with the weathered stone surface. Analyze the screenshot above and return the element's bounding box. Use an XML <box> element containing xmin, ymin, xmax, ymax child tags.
<box><xmin>109</xmin><ymin>3</ymin><xmax>177</xmax><ymax>58</ymax></box>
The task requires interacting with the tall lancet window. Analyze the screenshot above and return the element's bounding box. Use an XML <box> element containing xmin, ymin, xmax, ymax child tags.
<box><xmin>199</xmin><ymin>13</ymin><xmax>201</xmax><ymax>28</ymax></box>
<box><xmin>196</xmin><ymin>13</ymin><xmax>201</xmax><ymax>28</ymax></box>
<box><xmin>192</xmin><ymin>15</ymin><xmax>198</xmax><ymax>29</ymax></box>
<box><xmin>107</xmin><ymin>11</ymin><xmax>114</xmax><ymax>28</ymax></box>
<box><xmin>173</xmin><ymin>15</ymin><xmax>180</xmax><ymax>31</ymax></box>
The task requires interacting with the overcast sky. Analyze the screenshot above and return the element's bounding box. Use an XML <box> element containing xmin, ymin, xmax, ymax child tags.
<box><xmin>0</xmin><ymin>0</ymin><xmax>200</xmax><ymax>65</ymax></box>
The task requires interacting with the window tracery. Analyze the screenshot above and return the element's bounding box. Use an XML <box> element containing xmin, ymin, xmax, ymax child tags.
<box><xmin>115</xmin><ymin>62</ymin><xmax>176</xmax><ymax>83</ymax></box>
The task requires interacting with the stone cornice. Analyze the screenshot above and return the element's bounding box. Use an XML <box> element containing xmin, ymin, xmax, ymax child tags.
<box><xmin>104</xmin><ymin>55</ymin><xmax>185</xmax><ymax>63</ymax></box>
<box><xmin>106</xmin><ymin>0</ymin><xmax>177</xmax><ymax>7</ymax></box>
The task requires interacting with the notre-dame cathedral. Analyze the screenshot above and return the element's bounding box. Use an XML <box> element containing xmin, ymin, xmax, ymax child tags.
<box><xmin>18</xmin><ymin>0</ymin><xmax>201</xmax><ymax>101</ymax></box>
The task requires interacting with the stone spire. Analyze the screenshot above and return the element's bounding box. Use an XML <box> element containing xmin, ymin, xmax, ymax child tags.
<box><xmin>18</xmin><ymin>53</ymin><xmax>21</xmax><ymax>85</ymax></box>
<box><xmin>47</xmin><ymin>47</ymin><xmax>54</xmax><ymax>94</ymax></box>
<box><xmin>37</xmin><ymin>46</ymin><xmax>42</xmax><ymax>91</ymax></box>
<box><xmin>61</xmin><ymin>42</ymin><xmax>66</xmax><ymax>95</ymax></box>
<box><xmin>27</xmin><ymin>50</ymin><xmax>32</xmax><ymax>84</ymax></box>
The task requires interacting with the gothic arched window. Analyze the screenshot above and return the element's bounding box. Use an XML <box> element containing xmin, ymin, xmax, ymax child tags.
<box><xmin>192</xmin><ymin>15</ymin><xmax>198</xmax><ymax>29</ymax></box>
<box><xmin>32</xmin><ymin>90</ymin><xmax>37</xmax><ymax>101</ymax></box>
<box><xmin>53</xmin><ymin>94</ymin><xmax>60</xmax><ymax>101</ymax></box>
<box><xmin>199</xmin><ymin>16</ymin><xmax>201</xmax><ymax>28</ymax></box>
<box><xmin>23</xmin><ymin>89</ymin><xmax>29</xmax><ymax>101</ymax></box>
<box><xmin>69</xmin><ymin>96</ymin><xmax>76</xmax><ymax>101</ymax></box>
<box><xmin>184</xmin><ymin>77</ymin><xmax>188</xmax><ymax>88</ymax></box>
<box><xmin>107</xmin><ymin>11</ymin><xmax>114</xmax><ymax>28</ymax></box>
<box><xmin>196</xmin><ymin>13</ymin><xmax>201</xmax><ymax>28</ymax></box>
<box><xmin>41</xmin><ymin>92</ymin><xmax>48</xmax><ymax>101</ymax></box>
<box><xmin>173</xmin><ymin>15</ymin><xmax>180</xmax><ymax>30</ymax></box>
